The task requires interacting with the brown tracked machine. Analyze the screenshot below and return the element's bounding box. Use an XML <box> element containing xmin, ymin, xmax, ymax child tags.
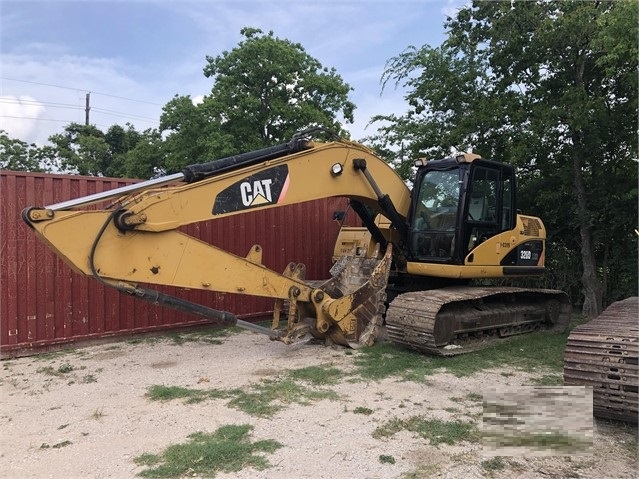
<box><xmin>22</xmin><ymin>129</ymin><xmax>570</xmax><ymax>354</ymax></box>
<box><xmin>564</xmin><ymin>297</ymin><xmax>638</xmax><ymax>423</ymax></box>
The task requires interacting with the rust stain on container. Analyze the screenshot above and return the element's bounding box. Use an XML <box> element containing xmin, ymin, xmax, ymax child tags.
<box><xmin>1</xmin><ymin>170</ymin><xmax>357</xmax><ymax>357</ymax></box>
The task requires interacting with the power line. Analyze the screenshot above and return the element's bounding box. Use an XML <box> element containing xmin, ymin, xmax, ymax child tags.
<box><xmin>0</xmin><ymin>77</ymin><xmax>165</xmax><ymax>107</ymax></box>
<box><xmin>91</xmin><ymin>107</ymin><xmax>159</xmax><ymax>123</ymax></box>
<box><xmin>0</xmin><ymin>98</ymin><xmax>84</xmax><ymax>110</ymax></box>
<box><xmin>1</xmin><ymin>98</ymin><xmax>160</xmax><ymax>123</ymax></box>
<box><xmin>0</xmin><ymin>115</ymin><xmax>111</xmax><ymax>129</ymax></box>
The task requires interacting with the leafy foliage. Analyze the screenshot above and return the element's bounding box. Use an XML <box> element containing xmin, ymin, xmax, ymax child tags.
<box><xmin>369</xmin><ymin>0</ymin><xmax>638</xmax><ymax>312</ymax></box>
<box><xmin>160</xmin><ymin>27</ymin><xmax>356</xmax><ymax>171</ymax></box>
<box><xmin>0</xmin><ymin>130</ymin><xmax>58</xmax><ymax>172</ymax></box>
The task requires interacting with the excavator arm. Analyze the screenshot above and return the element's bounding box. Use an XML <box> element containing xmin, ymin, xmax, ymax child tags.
<box><xmin>22</xmin><ymin>132</ymin><xmax>411</xmax><ymax>347</ymax></box>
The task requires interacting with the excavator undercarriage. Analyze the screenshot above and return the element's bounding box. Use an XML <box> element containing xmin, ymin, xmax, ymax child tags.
<box><xmin>385</xmin><ymin>286</ymin><xmax>571</xmax><ymax>355</ymax></box>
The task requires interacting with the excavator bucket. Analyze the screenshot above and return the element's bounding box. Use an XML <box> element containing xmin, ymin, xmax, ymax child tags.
<box><xmin>314</xmin><ymin>244</ymin><xmax>392</xmax><ymax>348</ymax></box>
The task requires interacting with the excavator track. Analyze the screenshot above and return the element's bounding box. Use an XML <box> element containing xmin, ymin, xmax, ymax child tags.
<box><xmin>385</xmin><ymin>286</ymin><xmax>571</xmax><ymax>356</ymax></box>
<box><xmin>563</xmin><ymin>297</ymin><xmax>638</xmax><ymax>423</ymax></box>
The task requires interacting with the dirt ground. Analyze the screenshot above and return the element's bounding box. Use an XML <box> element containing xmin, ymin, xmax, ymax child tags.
<box><xmin>1</xmin><ymin>329</ymin><xmax>637</xmax><ymax>479</ymax></box>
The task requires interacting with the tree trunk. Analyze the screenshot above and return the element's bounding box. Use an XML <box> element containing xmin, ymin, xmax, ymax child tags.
<box><xmin>571</xmin><ymin>138</ymin><xmax>603</xmax><ymax>317</ymax></box>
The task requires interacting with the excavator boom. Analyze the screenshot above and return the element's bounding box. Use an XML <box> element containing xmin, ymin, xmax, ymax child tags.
<box><xmin>22</xmin><ymin>133</ymin><xmax>409</xmax><ymax>347</ymax></box>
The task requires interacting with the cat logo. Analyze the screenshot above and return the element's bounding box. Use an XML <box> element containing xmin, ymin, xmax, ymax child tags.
<box><xmin>212</xmin><ymin>165</ymin><xmax>290</xmax><ymax>215</ymax></box>
<box><xmin>240</xmin><ymin>179</ymin><xmax>273</xmax><ymax>207</ymax></box>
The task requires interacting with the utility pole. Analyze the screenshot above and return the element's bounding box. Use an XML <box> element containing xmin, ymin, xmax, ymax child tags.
<box><xmin>85</xmin><ymin>92</ymin><xmax>90</xmax><ymax>125</ymax></box>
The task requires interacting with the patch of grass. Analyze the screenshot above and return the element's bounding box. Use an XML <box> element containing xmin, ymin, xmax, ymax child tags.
<box><xmin>147</xmin><ymin>378</ymin><xmax>339</xmax><ymax>418</ymax></box>
<box><xmin>481</xmin><ymin>456</ymin><xmax>507</xmax><ymax>471</ymax></box>
<box><xmin>146</xmin><ymin>385</ymin><xmax>229</xmax><ymax>404</ymax></box>
<box><xmin>353</xmin><ymin>343</ymin><xmax>439</xmax><ymax>381</ymax></box>
<box><xmin>379</xmin><ymin>454</ymin><xmax>396</xmax><ymax>464</ymax></box>
<box><xmin>529</xmin><ymin>374</ymin><xmax>563</xmax><ymax>386</ymax></box>
<box><xmin>353</xmin><ymin>406</ymin><xmax>374</xmax><ymax>415</ymax></box>
<box><xmin>134</xmin><ymin>424</ymin><xmax>282</xmax><ymax>478</ymax></box>
<box><xmin>401</xmin><ymin>464</ymin><xmax>441</xmax><ymax>478</ymax></box>
<box><xmin>36</xmin><ymin>363</ymin><xmax>75</xmax><ymax>377</ymax></box>
<box><xmin>34</xmin><ymin>350</ymin><xmax>76</xmax><ymax>361</ymax></box>
<box><xmin>82</xmin><ymin>374</ymin><xmax>98</xmax><ymax>383</ymax></box>
<box><xmin>483</xmin><ymin>431</ymin><xmax>591</xmax><ymax>454</ymax></box>
<box><xmin>354</xmin><ymin>323</ymin><xmax>575</xmax><ymax>381</ymax></box>
<box><xmin>287</xmin><ymin>365</ymin><xmax>343</xmax><ymax>385</ymax></box>
<box><xmin>373</xmin><ymin>416</ymin><xmax>481</xmax><ymax>446</ymax></box>
<box><xmin>466</xmin><ymin>392</ymin><xmax>483</xmax><ymax>403</ymax></box>
<box><xmin>228</xmin><ymin>379</ymin><xmax>339</xmax><ymax>417</ymax></box>
<box><xmin>57</xmin><ymin>363</ymin><xmax>74</xmax><ymax>373</ymax></box>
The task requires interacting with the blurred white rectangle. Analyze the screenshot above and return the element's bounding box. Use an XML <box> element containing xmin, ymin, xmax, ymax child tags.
<box><xmin>482</xmin><ymin>386</ymin><xmax>593</xmax><ymax>457</ymax></box>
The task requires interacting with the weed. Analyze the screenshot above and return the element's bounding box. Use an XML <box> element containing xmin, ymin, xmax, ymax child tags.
<box><xmin>58</xmin><ymin>363</ymin><xmax>74</xmax><ymax>374</ymax></box>
<box><xmin>373</xmin><ymin>416</ymin><xmax>481</xmax><ymax>446</ymax></box>
<box><xmin>36</xmin><ymin>363</ymin><xmax>75</xmax><ymax>377</ymax></box>
<box><xmin>529</xmin><ymin>374</ymin><xmax>563</xmax><ymax>386</ymax></box>
<box><xmin>287</xmin><ymin>366</ymin><xmax>343</xmax><ymax>385</ymax></box>
<box><xmin>34</xmin><ymin>350</ymin><xmax>75</xmax><ymax>361</ymax></box>
<box><xmin>466</xmin><ymin>392</ymin><xmax>483</xmax><ymax>402</ymax></box>
<box><xmin>134</xmin><ymin>424</ymin><xmax>282</xmax><ymax>478</ymax></box>
<box><xmin>53</xmin><ymin>440</ymin><xmax>72</xmax><ymax>448</ymax></box>
<box><xmin>481</xmin><ymin>456</ymin><xmax>506</xmax><ymax>471</ymax></box>
<box><xmin>146</xmin><ymin>385</ymin><xmax>228</xmax><ymax>404</ymax></box>
<box><xmin>379</xmin><ymin>454</ymin><xmax>396</xmax><ymax>464</ymax></box>
<box><xmin>57</xmin><ymin>424</ymin><xmax>69</xmax><ymax>430</ymax></box>
<box><xmin>91</xmin><ymin>408</ymin><xmax>105</xmax><ymax>420</ymax></box>
<box><xmin>353</xmin><ymin>406</ymin><xmax>374</xmax><ymax>415</ymax></box>
<box><xmin>82</xmin><ymin>374</ymin><xmax>97</xmax><ymax>383</ymax></box>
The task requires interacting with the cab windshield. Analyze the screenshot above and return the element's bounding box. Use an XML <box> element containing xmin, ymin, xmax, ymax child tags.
<box><xmin>411</xmin><ymin>168</ymin><xmax>461</xmax><ymax>260</ymax></box>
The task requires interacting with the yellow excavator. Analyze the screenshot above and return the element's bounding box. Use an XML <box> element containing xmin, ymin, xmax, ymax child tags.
<box><xmin>22</xmin><ymin>129</ymin><xmax>570</xmax><ymax>355</ymax></box>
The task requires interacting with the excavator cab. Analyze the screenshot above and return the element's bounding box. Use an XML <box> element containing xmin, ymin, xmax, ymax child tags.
<box><xmin>409</xmin><ymin>154</ymin><xmax>516</xmax><ymax>265</ymax></box>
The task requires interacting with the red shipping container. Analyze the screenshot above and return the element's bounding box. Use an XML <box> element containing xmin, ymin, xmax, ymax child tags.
<box><xmin>1</xmin><ymin>171</ymin><xmax>356</xmax><ymax>357</ymax></box>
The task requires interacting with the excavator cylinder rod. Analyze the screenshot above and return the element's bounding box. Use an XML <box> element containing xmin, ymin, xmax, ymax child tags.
<box><xmin>43</xmin><ymin>173</ymin><xmax>185</xmax><ymax>211</ymax></box>
<box><xmin>182</xmin><ymin>137</ymin><xmax>311</xmax><ymax>183</ymax></box>
<box><xmin>127</xmin><ymin>285</ymin><xmax>282</xmax><ymax>339</ymax></box>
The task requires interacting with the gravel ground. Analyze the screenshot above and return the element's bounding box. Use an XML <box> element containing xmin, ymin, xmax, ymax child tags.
<box><xmin>1</xmin><ymin>329</ymin><xmax>637</xmax><ymax>479</ymax></box>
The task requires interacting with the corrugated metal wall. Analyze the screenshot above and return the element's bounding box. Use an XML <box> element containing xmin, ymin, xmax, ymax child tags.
<box><xmin>1</xmin><ymin>171</ymin><xmax>357</xmax><ymax>357</ymax></box>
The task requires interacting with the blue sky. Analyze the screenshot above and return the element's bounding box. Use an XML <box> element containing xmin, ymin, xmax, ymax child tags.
<box><xmin>1</xmin><ymin>0</ymin><xmax>463</xmax><ymax>146</ymax></box>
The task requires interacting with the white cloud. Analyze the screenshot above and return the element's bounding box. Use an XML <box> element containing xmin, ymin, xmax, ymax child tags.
<box><xmin>0</xmin><ymin>95</ymin><xmax>46</xmax><ymax>142</ymax></box>
<box><xmin>1</xmin><ymin>53</ymin><xmax>166</xmax><ymax>145</ymax></box>
<box><xmin>2</xmin><ymin>1</ymin><xmax>451</xmax><ymax>148</ymax></box>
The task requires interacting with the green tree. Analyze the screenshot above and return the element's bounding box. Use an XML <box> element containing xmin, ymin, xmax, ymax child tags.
<box><xmin>48</xmin><ymin>122</ymin><xmax>149</xmax><ymax>177</ymax></box>
<box><xmin>49</xmin><ymin>123</ymin><xmax>110</xmax><ymax>176</ymax></box>
<box><xmin>160</xmin><ymin>27</ymin><xmax>356</xmax><ymax>171</ymax></box>
<box><xmin>0</xmin><ymin>130</ymin><xmax>58</xmax><ymax>172</ymax></box>
<box><xmin>159</xmin><ymin>94</ymin><xmax>222</xmax><ymax>173</ymax></box>
<box><xmin>371</xmin><ymin>0</ymin><xmax>638</xmax><ymax>315</ymax></box>
<box><xmin>120</xmin><ymin>128</ymin><xmax>166</xmax><ymax>179</ymax></box>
